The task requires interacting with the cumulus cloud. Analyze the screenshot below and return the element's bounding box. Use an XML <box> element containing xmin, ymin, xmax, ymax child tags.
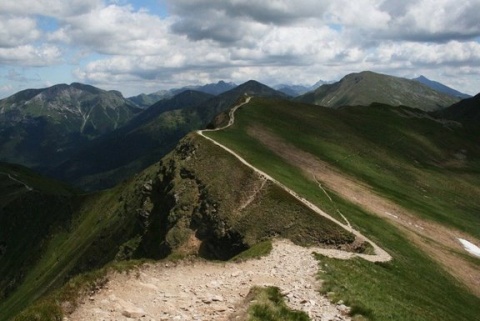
<box><xmin>383</xmin><ymin>0</ymin><xmax>480</xmax><ymax>42</ymax></box>
<box><xmin>0</xmin><ymin>0</ymin><xmax>479</xmax><ymax>97</ymax></box>
<box><xmin>168</xmin><ymin>0</ymin><xmax>480</xmax><ymax>45</ymax></box>
<box><xmin>0</xmin><ymin>16</ymin><xmax>40</xmax><ymax>48</ymax></box>
<box><xmin>50</xmin><ymin>5</ymin><xmax>172</xmax><ymax>55</ymax></box>
<box><xmin>380</xmin><ymin>41</ymin><xmax>480</xmax><ymax>66</ymax></box>
<box><xmin>169</xmin><ymin>0</ymin><xmax>328</xmax><ymax>25</ymax></box>
<box><xmin>0</xmin><ymin>45</ymin><xmax>62</xmax><ymax>67</ymax></box>
<box><xmin>0</xmin><ymin>0</ymin><xmax>101</xmax><ymax>17</ymax></box>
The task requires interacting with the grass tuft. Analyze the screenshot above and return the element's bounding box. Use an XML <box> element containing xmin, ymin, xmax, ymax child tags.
<box><xmin>231</xmin><ymin>240</ymin><xmax>273</xmax><ymax>262</ymax></box>
<box><xmin>247</xmin><ymin>286</ymin><xmax>310</xmax><ymax>321</ymax></box>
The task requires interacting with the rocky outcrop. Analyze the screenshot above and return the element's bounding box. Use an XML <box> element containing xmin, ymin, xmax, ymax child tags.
<box><xmin>134</xmin><ymin>133</ymin><xmax>356</xmax><ymax>261</ymax></box>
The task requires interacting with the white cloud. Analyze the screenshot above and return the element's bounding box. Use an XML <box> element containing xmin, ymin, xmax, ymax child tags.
<box><xmin>0</xmin><ymin>45</ymin><xmax>62</xmax><ymax>67</ymax></box>
<box><xmin>1</xmin><ymin>0</ymin><xmax>479</xmax><ymax>97</ymax></box>
<box><xmin>0</xmin><ymin>16</ymin><xmax>40</xmax><ymax>47</ymax></box>
<box><xmin>387</xmin><ymin>0</ymin><xmax>480</xmax><ymax>41</ymax></box>
<box><xmin>51</xmin><ymin>4</ymin><xmax>171</xmax><ymax>55</ymax></box>
<box><xmin>373</xmin><ymin>41</ymin><xmax>480</xmax><ymax>66</ymax></box>
<box><xmin>0</xmin><ymin>0</ymin><xmax>101</xmax><ymax>17</ymax></box>
<box><xmin>330</xmin><ymin>0</ymin><xmax>391</xmax><ymax>31</ymax></box>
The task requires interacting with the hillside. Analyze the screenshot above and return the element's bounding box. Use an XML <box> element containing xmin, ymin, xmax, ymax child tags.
<box><xmin>0</xmin><ymin>83</ymin><xmax>140</xmax><ymax>170</ymax></box>
<box><xmin>204</xmin><ymin>97</ymin><xmax>480</xmax><ymax>320</ymax></box>
<box><xmin>434</xmin><ymin>93</ymin><xmax>480</xmax><ymax>125</ymax></box>
<box><xmin>18</xmin><ymin>95</ymin><xmax>478</xmax><ymax>321</ymax></box>
<box><xmin>0</xmin><ymin>162</ymin><xmax>156</xmax><ymax>320</ymax></box>
<box><xmin>0</xmin><ymin>162</ymin><xmax>77</xmax><ymax>302</ymax></box>
<box><xmin>51</xmin><ymin>90</ymin><xmax>214</xmax><ymax>190</ymax></box>
<box><xmin>297</xmin><ymin>71</ymin><xmax>459</xmax><ymax>111</ymax></box>
<box><xmin>127</xmin><ymin>90</ymin><xmax>173</xmax><ymax>109</ymax></box>
<box><xmin>50</xmin><ymin>80</ymin><xmax>286</xmax><ymax>190</ymax></box>
<box><xmin>1</xmin><ymin>129</ymin><xmax>357</xmax><ymax>320</ymax></box>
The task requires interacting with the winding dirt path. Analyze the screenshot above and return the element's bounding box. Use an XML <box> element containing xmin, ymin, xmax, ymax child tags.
<box><xmin>198</xmin><ymin>97</ymin><xmax>391</xmax><ymax>263</ymax></box>
<box><xmin>0</xmin><ymin>172</ymin><xmax>33</xmax><ymax>191</ymax></box>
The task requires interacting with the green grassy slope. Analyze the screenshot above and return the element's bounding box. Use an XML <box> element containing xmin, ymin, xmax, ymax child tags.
<box><xmin>0</xmin><ymin>163</ymin><xmax>77</xmax><ymax>302</ymax></box>
<box><xmin>209</xmin><ymin>98</ymin><xmax>480</xmax><ymax>238</ymax></box>
<box><xmin>51</xmin><ymin>90</ymin><xmax>214</xmax><ymax>190</ymax></box>
<box><xmin>0</xmin><ymin>165</ymin><xmax>160</xmax><ymax>321</ymax></box>
<box><xmin>205</xmin><ymin>97</ymin><xmax>480</xmax><ymax>320</ymax></box>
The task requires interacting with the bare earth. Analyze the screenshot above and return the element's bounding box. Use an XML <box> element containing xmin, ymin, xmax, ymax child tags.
<box><xmin>68</xmin><ymin>240</ymin><xmax>352</xmax><ymax>321</ymax></box>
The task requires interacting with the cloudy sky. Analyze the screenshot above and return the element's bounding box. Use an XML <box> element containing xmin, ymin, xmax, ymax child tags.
<box><xmin>1</xmin><ymin>0</ymin><xmax>479</xmax><ymax>98</ymax></box>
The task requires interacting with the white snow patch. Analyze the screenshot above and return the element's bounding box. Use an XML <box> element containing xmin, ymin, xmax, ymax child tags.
<box><xmin>457</xmin><ymin>238</ymin><xmax>480</xmax><ymax>257</ymax></box>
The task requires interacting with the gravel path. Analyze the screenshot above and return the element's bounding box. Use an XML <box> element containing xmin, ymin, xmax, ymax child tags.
<box><xmin>68</xmin><ymin>240</ymin><xmax>351</xmax><ymax>321</ymax></box>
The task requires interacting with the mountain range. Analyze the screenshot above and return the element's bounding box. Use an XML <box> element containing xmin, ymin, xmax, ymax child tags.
<box><xmin>49</xmin><ymin>80</ymin><xmax>286</xmax><ymax>190</ymax></box>
<box><xmin>127</xmin><ymin>80</ymin><xmax>237</xmax><ymax>108</ymax></box>
<box><xmin>0</xmin><ymin>71</ymin><xmax>472</xmax><ymax>191</ymax></box>
<box><xmin>0</xmin><ymin>83</ymin><xmax>140</xmax><ymax>169</ymax></box>
<box><xmin>274</xmin><ymin>80</ymin><xmax>331</xmax><ymax>96</ymax></box>
<box><xmin>0</xmin><ymin>70</ymin><xmax>479</xmax><ymax>321</ymax></box>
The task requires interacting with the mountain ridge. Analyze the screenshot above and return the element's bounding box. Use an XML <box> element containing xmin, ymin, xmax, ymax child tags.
<box><xmin>0</xmin><ymin>82</ymin><xmax>141</xmax><ymax>170</ymax></box>
<box><xmin>296</xmin><ymin>71</ymin><xmax>460</xmax><ymax>111</ymax></box>
<box><xmin>49</xmin><ymin>80</ymin><xmax>286</xmax><ymax>190</ymax></box>
<box><xmin>128</xmin><ymin>80</ymin><xmax>237</xmax><ymax>108</ymax></box>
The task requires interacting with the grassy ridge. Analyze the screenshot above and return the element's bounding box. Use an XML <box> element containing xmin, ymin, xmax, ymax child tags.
<box><xmin>205</xmin><ymin>97</ymin><xmax>480</xmax><ymax>320</ymax></box>
<box><xmin>209</xmin><ymin>98</ymin><xmax>480</xmax><ymax>238</ymax></box>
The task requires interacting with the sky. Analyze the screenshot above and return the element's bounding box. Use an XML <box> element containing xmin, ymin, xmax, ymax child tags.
<box><xmin>0</xmin><ymin>0</ymin><xmax>479</xmax><ymax>99</ymax></box>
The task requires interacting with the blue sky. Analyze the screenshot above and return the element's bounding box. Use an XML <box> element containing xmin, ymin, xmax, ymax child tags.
<box><xmin>1</xmin><ymin>0</ymin><xmax>479</xmax><ymax>98</ymax></box>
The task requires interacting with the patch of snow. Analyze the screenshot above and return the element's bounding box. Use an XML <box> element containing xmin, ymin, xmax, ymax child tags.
<box><xmin>458</xmin><ymin>238</ymin><xmax>480</xmax><ymax>257</ymax></box>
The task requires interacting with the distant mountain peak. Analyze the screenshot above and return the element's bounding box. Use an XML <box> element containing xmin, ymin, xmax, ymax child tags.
<box><xmin>232</xmin><ymin>80</ymin><xmax>287</xmax><ymax>98</ymax></box>
<box><xmin>412</xmin><ymin>75</ymin><xmax>471</xmax><ymax>99</ymax></box>
<box><xmin>239</xmin><ymin>79</ymin><xmax>264</xmax><ymax>87</ymax></box>
<box><xmin>0</xmin><ymin>83</ymin><xmax>141</xmax><ymax>169</ymax></box>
